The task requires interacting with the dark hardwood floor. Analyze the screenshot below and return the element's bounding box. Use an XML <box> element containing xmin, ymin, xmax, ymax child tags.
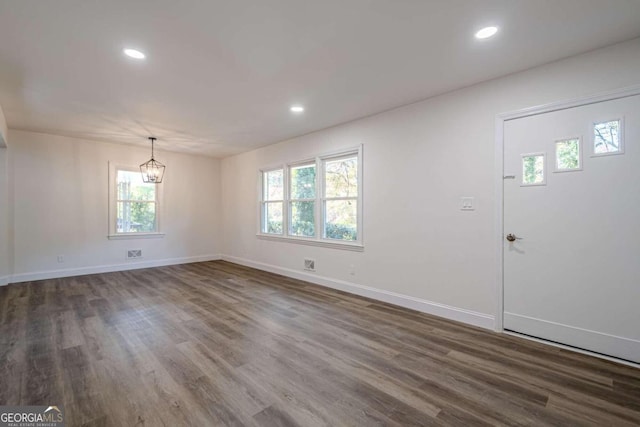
<box><xmin>1</xmin><ymin>261</ymin><xmax>639</xmax><ymax>426</ymax></box>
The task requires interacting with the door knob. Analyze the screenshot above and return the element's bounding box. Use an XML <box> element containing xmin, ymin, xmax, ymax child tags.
<box><xmin>506</xmin><ymin>233</ymin><xmax>521</xmax><ymax>242</ymax></box>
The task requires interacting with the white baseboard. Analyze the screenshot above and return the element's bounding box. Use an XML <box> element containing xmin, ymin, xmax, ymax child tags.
<box><xmin>0</xmin><ymin>275</ymin><xmax>9</xmax><ymax>287</ymax></box>
<box><xmin>222</xmin><ymin>255</ymin><xmax>495</xmax><ymax>330</ymax></box>
<box><xmin>7</xmin><ymin>254</ymin><xmax>222</xmax><ymax>284</ymax></box>
<box><xmin>504</xmin><ymin>312</ymin><xmax>640</xmax><ymax>364</ymax></box>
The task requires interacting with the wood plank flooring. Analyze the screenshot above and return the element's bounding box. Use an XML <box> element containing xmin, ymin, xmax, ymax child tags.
<box><xmin>1</xmin><ymin>260</ymin><xmax>639</xmax><ymax>426</ymax></box>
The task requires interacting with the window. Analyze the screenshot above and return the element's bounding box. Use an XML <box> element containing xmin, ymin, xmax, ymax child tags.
<box><xmin>261</xmin><ymin>168</ymin><xmax>284</xmax><ymax>234</ymax></box>
<box><xmin>593</xmin><ymin>119</ymin><xmax>623</xmax><ymax>156</ymax></box>
<box><xmin>258</xmin><ymin>147</ymin><xmax>362</xmax><ymax>249</ymax></box>
<box><xmin>554</xmin><ymin>138</ymin><xmax>581</xmax><ymax>172</ymax></box>
<box><xmin>108</xmin><ymin>164</ymin><xmax>163</xmax><ymax>239</ymax></box>
<box><xmin>289</xmin><ymin>163</ymin><xmax>316</xmax><ymax>237</ymax></box>
<box><xmin>521</xmin><ymin>153</ymin><xmax>546</xmax><ymax>186</ymax></box>
<box><xmin>323</xmin><ymin>155</ymin><xmax>358</xmax><ymax>241</ymax></box>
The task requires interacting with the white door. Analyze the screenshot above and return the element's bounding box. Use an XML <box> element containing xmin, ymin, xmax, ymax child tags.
<box><xmin>503</xmin><ymin>93</ymin><xmax>640</xmax><ymax>363</ymax></box>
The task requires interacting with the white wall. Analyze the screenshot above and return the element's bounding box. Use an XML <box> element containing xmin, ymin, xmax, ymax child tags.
<box><xmin>220</xmin><ymin>38</ymin><xmax>640</xmax><ymax>327</ymax></box>
<box><xmin>0</xmin><ymin>148</ymin><xmax>9</xmax><ymax>284</ymax></box>
<box><xmin>0</xmin><ymin>104</ymin><xmax>8</xmax><ymax>284</ymax></box>
<box><xmin>0</xmin><ymin>104</ymin><xmax>7</xmax><ymax>148</ymax></box>
<box><xmin>8</xmin><ymin>130</ymin><xmax>221</xmax><ymax>281</ymax></box>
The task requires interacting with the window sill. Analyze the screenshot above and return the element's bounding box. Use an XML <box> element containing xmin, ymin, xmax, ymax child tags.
<box><xmin>256</xmin><ymin>234</ymin><xmax>364</xmax><ymax>252</ymax></box>
<box><xmin>108</xmin><ymin>232</ymin><xmax>165</xmax><ymax>240</ymax></box>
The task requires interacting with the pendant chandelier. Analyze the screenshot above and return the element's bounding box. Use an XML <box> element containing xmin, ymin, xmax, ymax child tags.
<box><xmin>140</xmin><ymin>137</ymin><xmax>165</xmax><ymax>183</ymax></box>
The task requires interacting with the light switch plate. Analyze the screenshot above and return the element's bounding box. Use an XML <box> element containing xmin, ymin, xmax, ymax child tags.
<box><xmin>460</xmin><ymin>197</ymin><xmax>475</xmax><ymax>211</ymax></box>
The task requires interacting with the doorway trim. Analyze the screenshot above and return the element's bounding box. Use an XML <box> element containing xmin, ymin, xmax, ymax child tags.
<box><xmin>494</xmin><ymin>84</ymin><xmax>640</xmax><ymax>332</ymax></box>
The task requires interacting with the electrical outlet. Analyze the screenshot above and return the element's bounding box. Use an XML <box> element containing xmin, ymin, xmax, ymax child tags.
<box><xmin>460</xmin><ymin>197</ymin><xmax>475</xmax><ymax>211</ymax></box>
<box><xmin>349</xmin><ymin>264</ymin><xmax>355</xmax><ymax>275</ymax></box>
<box><xmin>57</xmin><ymin>255</ymin><xmax>64</xmax><ymax>263</ymax></box>
<box><xmin>304</xmin><ymin>259</ymin><xmax>315</xmax><ymax>272</ymax></box>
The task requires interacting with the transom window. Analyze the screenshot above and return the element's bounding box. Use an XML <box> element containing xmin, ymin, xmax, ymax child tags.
<box><xmin>259</xmin><ymin>148</ymin><xmax>362</xmax><ymax>248</ymax></box>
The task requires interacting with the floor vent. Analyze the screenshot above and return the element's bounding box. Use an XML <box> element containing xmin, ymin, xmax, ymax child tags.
<box><xmin>304</xmin><ymin>259</ymin><xmax>315</xmax><ymax>271</ymax></box>
<box><xmin>127</xmin><ymin>249</ymin><xmax>143</xmax><ymax>259</ymax></box>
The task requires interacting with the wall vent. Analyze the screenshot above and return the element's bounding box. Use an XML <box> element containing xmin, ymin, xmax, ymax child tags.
<box><xmin>304</xmin><ymin>259</ymin><xmax>315</xmax><ymax>272</ymax></box>
<box><xmin>127</xmin><ymin>249</ymin><xmax>143</xmax><ymax>259</ymax></box>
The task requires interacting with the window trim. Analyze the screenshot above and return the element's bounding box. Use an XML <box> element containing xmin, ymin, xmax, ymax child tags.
<box><xmin>591</xmin><ymin>116</ymin><xmax>625</xmax><ymax>157</ymax></box>
<box><xmin>257</xmin><ymin>145</ymin><xmax>363</xmax><ymax>250</ymax></box>
<box><xmin>288</xmin><ymin>161</ymin><xmax>317</xmax><ymax>238</ymax></box>
<box><xmin>108</xmin><ymin>162</ymin><xmax>165</xmax><ymax>240</ymax></box>
<box><xmin>259</xmin><ymin>166</ymin><xmax>285</xmax><ymax>235</ymax></box>
<box><xmin>321</xmin><ymin>152</ymin><xmax>360</xmax><ymax>241</ymax></box>
<box><xmin>553</xmin><ymin>136</ymin><xmax>583</xmax><ymax>173</ymax></box>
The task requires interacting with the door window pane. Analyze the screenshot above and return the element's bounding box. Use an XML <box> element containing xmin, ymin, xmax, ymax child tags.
<box><xmin>594</xmin><ymin>120</ymin><xmax>621</xmax><ymax>154</ymax></box>
<box><xmin>522</xmin><ymin>154</ymin><xmax>545</xmax><ymax>185</ymax></box>
<box><xmin>555</xmin><ymin>138</ymin><xmax>581</xmax><ymax>171</ymax></box>
<box><xmin>324</xmin><ymin>200</ymin><xmax>357</xmax><ymax>241</ymax></box>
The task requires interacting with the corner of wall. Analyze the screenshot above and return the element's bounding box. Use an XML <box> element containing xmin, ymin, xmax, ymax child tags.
<box><xmin>0</xmin><ymin>104</ymin><xmax>7</xmax><ymax>148</ymax></box>
<box><xmin>0</xmin><ymin>145</ymin><xmax>10</xmax><ymax>283</ymax></box>
<box><xmin>0</xmin><ymin>104</ymin><xmax>10</xmax><ymax>283</ymax></box>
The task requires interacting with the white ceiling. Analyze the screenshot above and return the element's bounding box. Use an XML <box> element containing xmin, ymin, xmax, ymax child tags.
<box><xmin>1</xmin><ymin>0</ymin><xmax>639</xmax><ymax>157</ymax></box>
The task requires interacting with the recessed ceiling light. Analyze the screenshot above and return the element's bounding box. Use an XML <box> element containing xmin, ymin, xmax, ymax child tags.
<box><xmin>290</xmin><ymin>105</ymin><xmax>305</xmax><ymax>113</ymax></box>
<box><xmin>475</xmin><ymin>26</ymin><xmax>498</xmax><ymax>39</ymax></box>
<box><xmin>123</xmin><ymin>48</ymin><xmax>146</xmax><ymax>59</ymax></box>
